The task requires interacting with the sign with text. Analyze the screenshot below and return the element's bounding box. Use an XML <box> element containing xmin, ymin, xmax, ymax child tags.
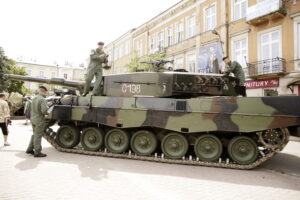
<box><xmin>245</xmin><ymin>78</ymin><xmax>279</xmax><ymax>89</ymax></box>
<box><xmin>246</xmin><ymin>0</ymin><xmax>282</xmax><ymax>21</ymax></box>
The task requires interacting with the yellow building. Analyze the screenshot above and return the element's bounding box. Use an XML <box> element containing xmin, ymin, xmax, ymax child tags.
<box><xmin>105</xmin><ymin>0</ymin><xmax>300</xmax><ymax>96</ymax></box>
<box><xmin>17</xmin><ymin>62</ymin><xmax>86</xmax><ymax>92</ymax></box>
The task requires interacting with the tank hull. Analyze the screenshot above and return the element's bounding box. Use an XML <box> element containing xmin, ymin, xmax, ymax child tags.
<box><xmin>42</xmin><ymin>95</ymin><xmax>299</xmax><ymax>169</ymax></box>
<box><xmin>51</xmin><ymin>96</ymin><xmax>300</xmax><ymax>133</ymax></box>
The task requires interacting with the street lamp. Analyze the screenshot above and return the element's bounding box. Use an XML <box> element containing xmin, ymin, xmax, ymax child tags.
<box><xmin>212</xmin><ymin>29</ymin><xmax>225</xmax><ymax>55</ymax></box>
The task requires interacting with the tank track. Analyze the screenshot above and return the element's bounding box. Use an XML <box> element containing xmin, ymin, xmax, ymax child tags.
<box><xmin>43</xmin><ymin>125</ymin><xmax>289</xmax><ymax>170</ymax></box>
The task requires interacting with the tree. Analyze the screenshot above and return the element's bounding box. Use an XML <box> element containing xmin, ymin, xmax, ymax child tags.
<box><xmin>0</xmin><ymin>47</ymin><xmax>10</xmax><ymax>92</ymax></box>
<box><xmin>126</xmin><ymin>51</ymin><xmax>166</xmax><ymax>72</ymax></box>
<box><xmin>0</xmin><ymin>47</ymin><xmax>28</xmax><ymax>94</ymax></box>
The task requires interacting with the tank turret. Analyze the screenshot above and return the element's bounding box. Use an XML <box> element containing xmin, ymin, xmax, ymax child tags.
<box><xmin>103</xmin><ymin>72</ymin><xmax>244</xmax><ymax>97</ymax></box>
<box><xmin>6</xmin><ymin>71</ymin><xmax>245</xmax><ymax>97</ymax></box>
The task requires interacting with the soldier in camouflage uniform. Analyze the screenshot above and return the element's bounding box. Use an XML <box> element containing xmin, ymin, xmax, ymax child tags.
<box><xmin>26</xmin><ymin>86</ymin><xmax>49</xmax><ymax>157</ymax></box>
<box><xmin>223</xmin><ymin>56</ymin><xmax>245</xmax><ymax>86</ymax></box>
<box><xmin>83</xmin><ymin>42</ymin><xmax>108</xmax><ymax>96</ymax></box>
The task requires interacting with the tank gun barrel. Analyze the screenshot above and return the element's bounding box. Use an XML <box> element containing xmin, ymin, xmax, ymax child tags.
<box><xmin>5</xmin><ymin>74</ymin><xmax>86</xmax><ymax>91</ymax></box>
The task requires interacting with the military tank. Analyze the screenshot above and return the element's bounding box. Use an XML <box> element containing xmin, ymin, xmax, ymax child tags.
<box><xmin>5</xmin><ymin>66</ymin><xmax>300</xmax><ymax>169</ymax></box>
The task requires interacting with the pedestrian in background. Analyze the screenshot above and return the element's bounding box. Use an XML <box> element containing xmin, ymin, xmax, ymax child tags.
<box><xmin>0</xmin><ymin>93</ymin><xmax>11</xmax><ymax>146</ymax></box>
<box><xmin>26</xmin><ymin>86</ymin><xmax>49</xmax><ymax>157</ymax></box>
<box><xmin>24</xmin><ymin>96</ymin><xmax>31</xmax><ymax>125</ymax></box>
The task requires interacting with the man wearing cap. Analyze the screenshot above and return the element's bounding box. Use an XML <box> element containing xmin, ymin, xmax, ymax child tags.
<box><xmin>26</xmin><ymin>86</ymin><xmax>49</xmax><ymax>157</ymax></box>
<box><xmin>222</xmin><ymin>56</ymin><xmax>245</xmax><ymax>86</ymax></box>
<box><xmin>83</xmin><ymin>42</ymin><xmax>108</xmax><ymax>96</ymax></box>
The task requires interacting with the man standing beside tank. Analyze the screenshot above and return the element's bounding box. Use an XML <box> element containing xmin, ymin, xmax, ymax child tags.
<box><xmin>26</xmin><ymin>86</ymin><xmax>49</xmax><ymax>157</ymax></box>
<box><xmin>83</xmin><ymin>42</ymin><xmax>108</xmax><ymax>96</ymax></box>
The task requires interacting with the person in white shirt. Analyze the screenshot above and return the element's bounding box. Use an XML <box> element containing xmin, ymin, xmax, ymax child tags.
<box><xmin>0</xmin><ymin>93</ymin><xmax>10</xmax><ymax>146</ymax></box>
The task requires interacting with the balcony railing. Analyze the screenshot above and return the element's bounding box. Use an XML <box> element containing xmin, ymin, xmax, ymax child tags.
<box><xmin>246</xmin><ymin>57</ymin><xmax>286</xmax><ymax>77</ymax></box>
<box><xmin>246</xmin><ymin>0</ymin><xmax>285</xmax><ymax>25</ymax></box>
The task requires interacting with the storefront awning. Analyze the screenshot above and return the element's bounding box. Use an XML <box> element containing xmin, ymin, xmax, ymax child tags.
<box><xmin>287</xmin><ymin>78</ymin><xmax>300</xmax><ymax>87</ymax></box>
<box><xmin>287</xmin><ymin>78</ymin><xmax>300</xmax><ymax>93</ymax></box>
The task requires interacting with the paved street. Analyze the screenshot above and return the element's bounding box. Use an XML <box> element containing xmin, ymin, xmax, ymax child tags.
<box><xmin>1</xmin><ymin>120</ymin><xmax>300</xmax><ymax>200</ymax></box>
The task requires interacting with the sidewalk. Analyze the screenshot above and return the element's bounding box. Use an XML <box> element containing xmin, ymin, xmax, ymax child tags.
<box><xmin>0</xmin><ymin>120</ymin><xmax>300</xmax><ymax>200</ymax></box>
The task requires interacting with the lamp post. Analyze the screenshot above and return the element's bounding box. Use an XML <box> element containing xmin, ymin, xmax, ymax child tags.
<box><xmin>212</xmin><ymin>29</ymin><xmax>225</xmax><ymax>56</ymax></box>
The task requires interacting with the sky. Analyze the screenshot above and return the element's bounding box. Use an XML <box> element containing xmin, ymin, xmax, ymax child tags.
<box><xmin>0</xmin><ymin>0</ymin><xmax>179</xmax><ymax>67</ymax></box>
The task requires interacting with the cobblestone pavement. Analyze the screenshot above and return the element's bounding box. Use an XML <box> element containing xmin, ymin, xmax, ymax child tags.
<box><xmin>1</xmin><ymin>120</ymin><xmax>300</xmax><ymax>200</ymax></box>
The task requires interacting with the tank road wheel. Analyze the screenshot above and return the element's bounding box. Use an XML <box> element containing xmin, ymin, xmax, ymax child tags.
<box><xmin>56</xmin><ymin>125</ymin><xmax>80</xmax><ymax>148</ymax></box>
<box><xmin>194</xmin><ymin>134</ymin><xmax>223</xmax><ymax>162</ymax></box>
<box><xmin>81</xmin><ymin>127</ymin><xmax>104</xmax><ymax>151</ymax></box>
<box><xmin>228</xmin><ymin>136</ymin><xmax>258</xmax><ymax>165</ymax></box>
<box><xmin>161</xmin><ymin>133</ymin><xmax>188</xmax><ymax>159</ymax></box>
<box><xmin>130</xmin><ymin>130</ymin><xmax>157</xmax><ymax>156</ymax></box>
<box><xmin>105</xmin><ymin>129</ymin><xmax>130</xmax><ymax>153</ymax></box>
<box><xmin>258</xmin><ymin>128</ymin><xmax>289</xmax><ymax>150</ymax></box>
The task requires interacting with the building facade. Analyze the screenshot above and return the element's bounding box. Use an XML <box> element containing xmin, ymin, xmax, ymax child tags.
<box><xmin>17</xmin><ymin>62</ymin><xmax>86</xmax><ymax>92</ymax></box>
<box><xmin>105</xmin><ymin>0</ymin><xmax>300</xmax><ymax>96</ymax></box>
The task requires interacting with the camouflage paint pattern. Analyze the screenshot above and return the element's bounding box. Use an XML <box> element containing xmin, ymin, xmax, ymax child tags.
<box><xmin>51</xmin><ymin>95</ymin><xmax>300</xmax><ymax>134</ymax></box>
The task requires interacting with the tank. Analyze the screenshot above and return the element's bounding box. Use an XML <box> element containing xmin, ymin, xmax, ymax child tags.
<box><xmin>4</xmin><ymin>67</ymin><xmax>300</xmax><ymax>169</ymax></box>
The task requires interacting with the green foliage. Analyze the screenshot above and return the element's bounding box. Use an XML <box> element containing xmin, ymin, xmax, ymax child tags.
<box><xmin>126</xmin><ymin>51</ymin><xmax>166</xmax><ymax>72</ymax></box>
<box><xmin>0</xmin><ymin>47</ymin><xmax>28</xmax><ymax>94</ymax></box>
<box><xmin>0</xmin><ymin>47</ymin><xmax>9</xmax><ymax>92</ymax></box>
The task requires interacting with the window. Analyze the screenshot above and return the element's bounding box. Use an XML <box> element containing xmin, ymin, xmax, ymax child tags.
<box><xmin>187</xmin><ymin>54</ymin><xmax>196</xmax><ymax>72</ymax></box>
<box><xmin>114</xmin><ymin>48</ymin><xmax>118</xmax><ymax>61</ymax></box>
<box><xmin>26</xmin><ymin>69</ymin><xmax>31</xmax><ymax>76</ymax></box>
<box><xmin>157</xmin><ymin>31</ymin><xmax>164</xmax><ymax>51</ymax></box>
<box><xmin>107</xmin><ymin>51</ymin><xmax>113</xmax><ymax>62</ymax></box>
<box><xmin>39</xmin><ymin>71</ymin><xmax>44</xmax><ymax>78</ymax></box>
<box><xmin>125</xmin><ymin>41</ymin><xmax>130</xmax><ymax>55</ymax></box>
<box><xmin>176</xmin><ymin>22</ymin><xmax>184</xmax><ymax>43</ymax></box>
<box><xmin>119</xmin><ymin>44</ymin><xmax>124</xmax><ymax>58</ymax></box>
<box><xmin>150</xmin><ymin>36</ymin><xmax>156</xmax><ymax>51</ymax></box>
<box><xmin>188</xmin><ymin>16</ymin><xmax>196</xmax><ymax>38</ymax></box>
<box><xmin>259</xmin><ymin>28</ymin><xmax>281</xmax><ymax>73</ymax></box>
<box><xmin>64</xmin><ymin>74</ymin><xmax>68</xmax><ymax>79</ymax></box>
<box><xmin>233</xmin><ymin>0</ymin><xmax>247</xmax><ymax>21</ymax></box>
<box><xmin>25</xmin><ymin>82</ymin><xmax>31</xmax><ymax>89</ymax></box>
<box><xmin>51</xmin><ymin>72</ymin><xmax>56</xmax><ymax>78</ymax></box>
<box><xmin>136</xmin><ymin>40</ymin><xmax>143</xmax><ymax>57</ymax></box>
<box><xmin>296</xmin><ymin>22</ymin><xmax>300</xmax><ymax>59</ymax></box>
<box><xmin>166</xmin><ymin>26</ymin><xmax>173</xmax><ymax>46</ymax></box>
<box><xmin>297</xmin><ymin>22</ymin><xmax>300</xmax><ymax>70</ymax></box>
<box><xmin>233</xmin><ymin>38</ymin><xmax>248</xmax><ymax>68</ymax></box>
<box><xmin>175</xmin><ymin>57</ymin><xmax>184</xmax><ymax>69</ymax></box>
<box><xmin>294</xmin><ymin>17</ymin><xmax>300</xmax><ymax>71</ymax></box>
<box><xmin>205</xmin><ymin>5</ymin><xmax>216</xmax><ymax>31</ymax></box>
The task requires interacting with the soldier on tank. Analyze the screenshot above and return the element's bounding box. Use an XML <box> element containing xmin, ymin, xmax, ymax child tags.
<box><xmin>82</xmin><ymin>41</ymin><xmax>108</xmax><ymax>96</ymax></box>
<box><xmin>26</xmin><ymin>86</ymin><xmax>49</xmax><ymax>157</ymax></box>
<box><xmin>222</xmin><ymin>56</ymin><xmax>245</xmax><ymax>86</ymax></box>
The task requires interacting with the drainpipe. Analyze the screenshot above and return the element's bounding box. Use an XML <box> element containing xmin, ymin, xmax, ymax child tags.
<box><xmin>225</xmin><ymin>0</ymin><xmax>229</xmax><ymax>57</ymax></box>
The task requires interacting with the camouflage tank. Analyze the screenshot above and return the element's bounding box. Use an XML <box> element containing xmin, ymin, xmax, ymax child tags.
<box><xmin>5</xmin><ymin>66</ymin><xmax>300</xmax><ymax>169</ymax></box>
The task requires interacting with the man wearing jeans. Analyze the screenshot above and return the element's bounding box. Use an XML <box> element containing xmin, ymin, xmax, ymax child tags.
<box><xmin>0</xmin><ymin>93</ymin><xmax>10</xmax><ymax>146</ymax></box>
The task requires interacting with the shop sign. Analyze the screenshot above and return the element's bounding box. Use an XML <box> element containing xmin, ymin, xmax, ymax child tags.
<box><xmin>245</xmin><ymin>78</ymin><xmax>279</xmax><ymax>89</ymax></box>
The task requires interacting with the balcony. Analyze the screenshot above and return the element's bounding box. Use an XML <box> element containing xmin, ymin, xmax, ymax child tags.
<box><xmin>246</xmin><ymin>0</ymin><xmax>286</xmax><ymax>26</ymax></box>
<box><xmin>246</xmin><ymin>57</ymin><xmax>286</xmax><ymax>78</ymax></box>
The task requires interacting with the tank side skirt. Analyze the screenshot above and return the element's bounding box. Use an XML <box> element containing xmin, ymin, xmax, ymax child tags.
<box><xmin>51</xmin><ymin>105</ymin><xmax>300</xmax><ymax>133</ymax></box>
